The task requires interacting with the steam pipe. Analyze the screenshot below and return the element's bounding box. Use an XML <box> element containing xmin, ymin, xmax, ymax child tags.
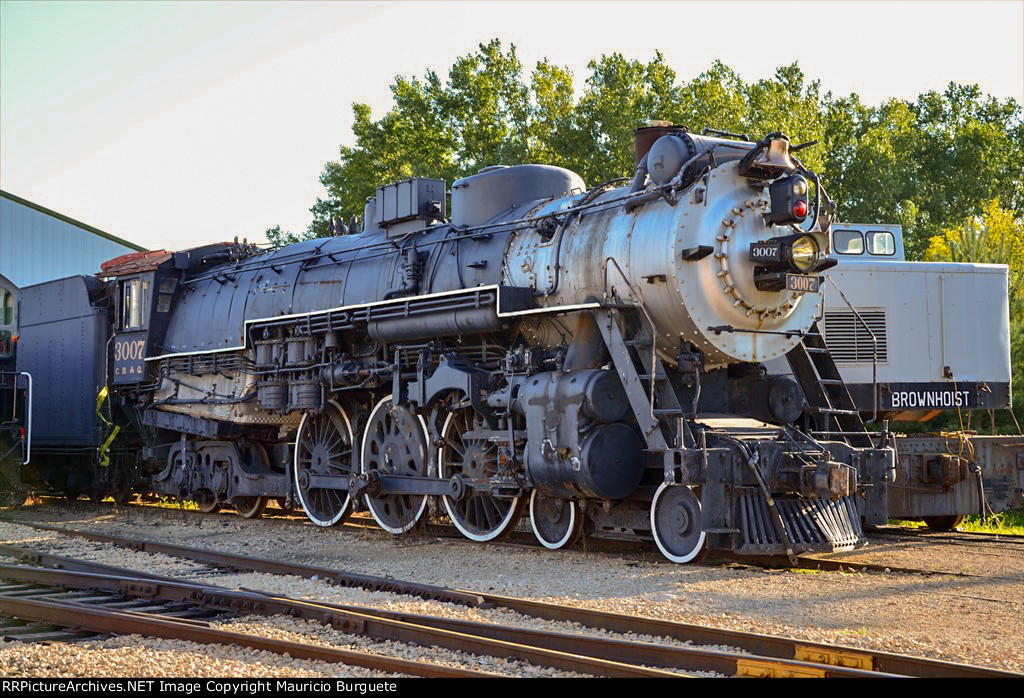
<box><xmin>629</xmin><ymin>153</ymin><xmax>649</xmax><ymax>194</ymax></box>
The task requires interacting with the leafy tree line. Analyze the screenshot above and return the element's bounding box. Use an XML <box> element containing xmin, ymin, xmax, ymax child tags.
<box><xmin>264</xmin><ymin>39</ymin><xmax>1022</xmax><ymax>428</ymax></box>
<box><xmin>267</xmin><ymin>40</ymin><xmax>1022</xmax><ymax>257</ymax></box>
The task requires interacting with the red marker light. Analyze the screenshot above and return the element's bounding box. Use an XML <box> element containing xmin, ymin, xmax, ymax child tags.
<box><xmin>793</xmin><ymin>200</ymin><xmax>807</xmax><ymax>218</ymax></box>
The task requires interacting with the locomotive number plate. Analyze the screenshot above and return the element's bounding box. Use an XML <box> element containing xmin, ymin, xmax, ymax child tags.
<box><xmin>785</xmin><ymin>273</ymin><xmax>820</xmax><ymax>293</ymax></box>
<box><xmin>749</xmin><ymin>241</ymin><xmax>782</xmax><ymax>262</ymax></box>
<box><xmin>113</xmin><ymin>332</ymin><xmax>148</xmax><ymax>384</ymax></box>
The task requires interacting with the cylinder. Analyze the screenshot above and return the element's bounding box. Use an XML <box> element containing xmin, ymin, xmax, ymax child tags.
<box><xmin>578</xmin><ymin>370</ymin><xmax>630</xmax><ymax>423</ymax></box>
<box><xmin>368</xmin><ymin>307</ymin><xmax>502</xmax><ymax>342</ymax></box>
<box><xmin>285</xmin><ymin>337</ymin><xmax>313</xmax><ymax>366</ymax></box>
<box><xmin>527</xmin><ymin>423</ymin><xmax>644</xmax><ymax>500</ymax></box>
<box><xmin>255</xmin><ymin>341</ymin><xmax>275</xmax><ymax>368</ymax></box>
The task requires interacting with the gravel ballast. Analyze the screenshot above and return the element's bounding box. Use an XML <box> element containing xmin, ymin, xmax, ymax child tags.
<box><xmin>1</xmin><ymin>501</ymin><xmax>1022</xmax><ymax>675</ymax></box>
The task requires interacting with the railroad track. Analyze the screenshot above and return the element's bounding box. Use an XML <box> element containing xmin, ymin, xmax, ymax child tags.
<box><xmin>15</xmin><ymin>498</ymin><xmax>989</xmax><ymax>578</ymax></box>
<box><xmin>1</xmin><ymin>522</ymin><xmax>1018</xmax><ymax>678</ymax></box>
<box><xmin>0</xmin><ymin>575</ymin><xmax>493</xmax><ymax>678</ymax></box>
<box><xmin>0</xmin><ymin>555</ymin><xmax>869</xmax><ymax>678</ymax></box>
<box><xmin>870</xmin><ymin>526</ymin><xmax>1024</xmax><ymax>549</ymax></box>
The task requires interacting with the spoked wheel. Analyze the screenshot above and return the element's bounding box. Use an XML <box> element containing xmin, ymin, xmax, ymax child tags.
<box><xmin>361</xmin><ymin>396</ymin><xmax>430</xmax><ymax>534</ymax></box>
<box><xmin>529</xmin><ymin>490</ymin><xmax>583</xmax><ymax>549</ymax></box>
<box><xmin>439</xmin><ymin>407</ymin><xmax>524</xmax><ymax>542</ymax></box>
<box><xmin>232</xmin><ymin>496</ymin><xmax>268</xmax><ymax>519</ymax></box>
<box><xmin>651</xmin><ymin>482</ymin><xmax>707</xmax><ymax>563</ymax></box>
<box><xmin>923</xmin><ymin>515</ymin><xmax>964</xmax><ymax>532</ymax></box>
<box><xmin>294</xmin><ymin>401</ymin><xmax>355</xmax><ymax>527</ymax></box>
<box><xmin>194</xmin><ymin>489</ymin><xmax>220</xmax><ymax>514</ymax></box>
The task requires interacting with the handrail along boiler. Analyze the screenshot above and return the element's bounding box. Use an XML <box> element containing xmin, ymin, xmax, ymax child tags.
<box><xmin>106</xmin><ymin>126</ymin><xmax>895</xmax><ymax>561</ymax></box>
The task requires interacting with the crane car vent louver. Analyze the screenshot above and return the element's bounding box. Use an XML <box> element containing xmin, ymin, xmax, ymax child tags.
<box><xmin>823</xmin><ymin>310</ymin><xmax>888</xmax><ymax>363</ymax></box>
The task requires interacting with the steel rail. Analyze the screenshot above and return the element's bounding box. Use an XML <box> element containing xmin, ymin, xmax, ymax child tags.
<box><xmin>29</xmin><ymin>499</ymin><xmax>1006</xmax><ymax>576</ymax></box>
<box><xmin>5</xmin><ymin>522</ymin><xmax>1017</xmax><ymax>678</ymax></box>
<box><xmin>870</xmin><ymin>527</ymin><xmax>1024</xmax><ymax>546</ymax></box>
<box><xmin>0</xmin><ymin>593</ymin><xmax>493</xmax><ymax>678</ymax></box>
<box><xmin>244</xmin><ymin>589</ymin><xmax>888</xmax><ymax>678</ymax></box>
<box><xmin>0</xmin><ymin>561</ymin><xmax>888</xmax><ymax>678</ymax></box>
<box><xmin>0</xmin><ymin>563</ymin><xmax>684</xmax><ymax>679</ymax></box>
<box><xmin>14</xmin><ymin>521</ymin><xmax>486</xmax><ymax>607</ymax></box>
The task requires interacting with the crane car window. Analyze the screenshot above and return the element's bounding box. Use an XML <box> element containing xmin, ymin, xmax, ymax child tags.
<box><xmin>867</xmin><ymin>230</ymin><xmax>896</xmax><ymax>255</ymax></box>
<box><xmin>833</xmin><ymin>230</ymin><xmax>864</xmax><ymax>254</ymax></box>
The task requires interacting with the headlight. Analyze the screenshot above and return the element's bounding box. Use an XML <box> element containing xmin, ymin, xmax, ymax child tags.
<box><xmin>788</xmin><ymin>236</ymin><xmax>819</xmax><ymax>272</ymax></box>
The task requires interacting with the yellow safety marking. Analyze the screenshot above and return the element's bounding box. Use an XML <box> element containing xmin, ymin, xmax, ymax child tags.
<box><xmin>795</xmin><ymin>645</ymin><xmax>874</xmax><ymax>671</ymax></box>
<box><xmin>735</xmin><ymin>658</ymin><xmax>827</xmax><ymax>678</ymax></box>
<box><xmin>95</xmin><ymin>386</ymin><xmax>119</xmax><ymax>468</ymax></box>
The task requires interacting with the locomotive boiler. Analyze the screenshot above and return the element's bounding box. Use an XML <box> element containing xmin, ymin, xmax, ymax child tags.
<box><xmin>105</xmin><ymin>126</ymin><xmax>895</xmax><ymax>562</ymax></box>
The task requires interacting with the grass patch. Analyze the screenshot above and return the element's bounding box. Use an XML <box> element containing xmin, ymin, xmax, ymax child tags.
<box><xmin>143</xmin><ymin>496</ymin><xmax>199</xmax><ymax>511</ymax></box>
<box><xmin>960</xmin><ymin>509</ymin><xmax>1024</xmax><ymax>535</ymax></box>
<box><xmin>889</xmin><ymin>509</ymin><xmax>1024</xmax><ymax>535</ymax></box>
<box><xmin>887</xmin><ymin>519</ymin><xmax>926</xmax><ymax>529</ymax></box>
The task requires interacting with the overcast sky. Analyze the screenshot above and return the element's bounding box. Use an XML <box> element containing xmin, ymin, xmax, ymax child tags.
<box><xmin>2</xmin><ymin>0</ymin><xmax>1022</xmax><ymax>250</ymax></box>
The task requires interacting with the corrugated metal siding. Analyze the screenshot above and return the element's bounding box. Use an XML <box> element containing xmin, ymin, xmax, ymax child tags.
<box><xmin>0</xmin><ymin>197</ymin><xmax>140</xmax><ymax>287</ymax></box>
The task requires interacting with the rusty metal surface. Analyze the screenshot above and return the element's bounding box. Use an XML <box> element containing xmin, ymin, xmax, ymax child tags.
<box><xmin>0</xmin><ymin>564</ymin><xmax>681</xmax><ymax>678</ymax></box>
<box><xmin>245</xmin><ymin>589</ymin><xmax>887</xmax><ymax>679</ymax></box>
<box><xmin>0</xmin><ymin>543</ymin><xmax>177</xmax><ymax>581</ymax></box>
<box><xmin>889</xmin><ymin>434</ymin><xmax>1024</xmax><ymax>518</ymax></box>
<box><xmin>17</xmin><ymin>521</ymin><xmax>486</xmax><ymax>607</ymax></box>
<box><xmin>0</xmin><ymin>594</ymin><xmax>492</xmax><ymax>678</ymax></box>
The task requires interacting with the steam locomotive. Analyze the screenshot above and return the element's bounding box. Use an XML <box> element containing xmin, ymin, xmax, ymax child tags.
<box><xmin>14</xmin><ymin>126</ymin><xmax>899</xmax><ymax>562</ymax></box>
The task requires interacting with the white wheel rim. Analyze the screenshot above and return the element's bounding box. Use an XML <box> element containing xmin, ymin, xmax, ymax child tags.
<box><xmin>439</xmin><ymin>410</ymin><xmax>521</xmax><ymax>542</ymax></box>
<box><xmin>529</xmin><ymin>489</ymin><xmax>577</xmax><ymax>549</ymax></box>
<box><xmin>293</xmin><ymin>401</ymin><xmax>353</xmax><ymax>527</ymax></box>
<box><xmin>650</xmin><ymin>482</ymin><xmax>707</xmax><ymax>563</ymax></box>
<box><xmin>361</xmin><ymin>395</ymin><xmax>430</xmax><ymax>535</ymax></box>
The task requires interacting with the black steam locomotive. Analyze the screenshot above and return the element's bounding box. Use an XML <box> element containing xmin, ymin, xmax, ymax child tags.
<box><xmin>12</xmin><ymin>127</ymin><xmax>897</xmax><ymax>562</ymax></box>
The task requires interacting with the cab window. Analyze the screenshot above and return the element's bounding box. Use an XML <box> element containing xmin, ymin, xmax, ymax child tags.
<box><xmin>867</xmin><ymin>230</ymin><xmax>896</xmax><ymax>255</ymax></box>
<box><xmin>833</xmin><ymin>230</ymin><xmax>864</xmax><ymax>254</ymax></box>
<box><xmin>121</xmin><ymin>278</ymin><xmax>150</xmax><ymax>330</ymax></box>
<box><xmin>1</xmin><ymin>289</ymin><xmax>12</xmax><ymax>326</ymax></box>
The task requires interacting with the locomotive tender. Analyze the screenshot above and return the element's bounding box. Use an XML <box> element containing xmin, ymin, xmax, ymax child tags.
<box><xmin>99</xmin><ymin>126</ymin><xmax>895</xmax><ymax>562</ymax></box>
<box><xmin>0</xmin><ymin>273</ymin><xmax>31</xmax><ymax>503</ymax></box>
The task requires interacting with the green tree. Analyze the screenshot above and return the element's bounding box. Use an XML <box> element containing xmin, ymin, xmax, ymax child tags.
<box><xmin>828</xmin><ymin>84</ymin><xmax>1023</xmax><ymax>259</ymax></box>
<box><xmin>264</xmin><ymin>224</ymin><xmax>311</xmax><ymax>248</ymax></box>
<box><xmin>311</xmin><ymin>39</ymin><xmax>541</xmax><ymax>237</ymax></box>
<box><xmin>305</xmin><ymin>41</ymin><xmax>1023</xmax><ymax>268</ymax></box>
<box><xmin>567</xmin><ymin>51</ymin><xmax>678</xmax><ymax>183</ymax></box>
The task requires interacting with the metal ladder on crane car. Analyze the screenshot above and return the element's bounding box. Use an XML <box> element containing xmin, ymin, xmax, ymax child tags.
<box><xmin>786</xmin><ymin>320</ymin><xmax>874</xmax><ymax>448</ymax></box>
